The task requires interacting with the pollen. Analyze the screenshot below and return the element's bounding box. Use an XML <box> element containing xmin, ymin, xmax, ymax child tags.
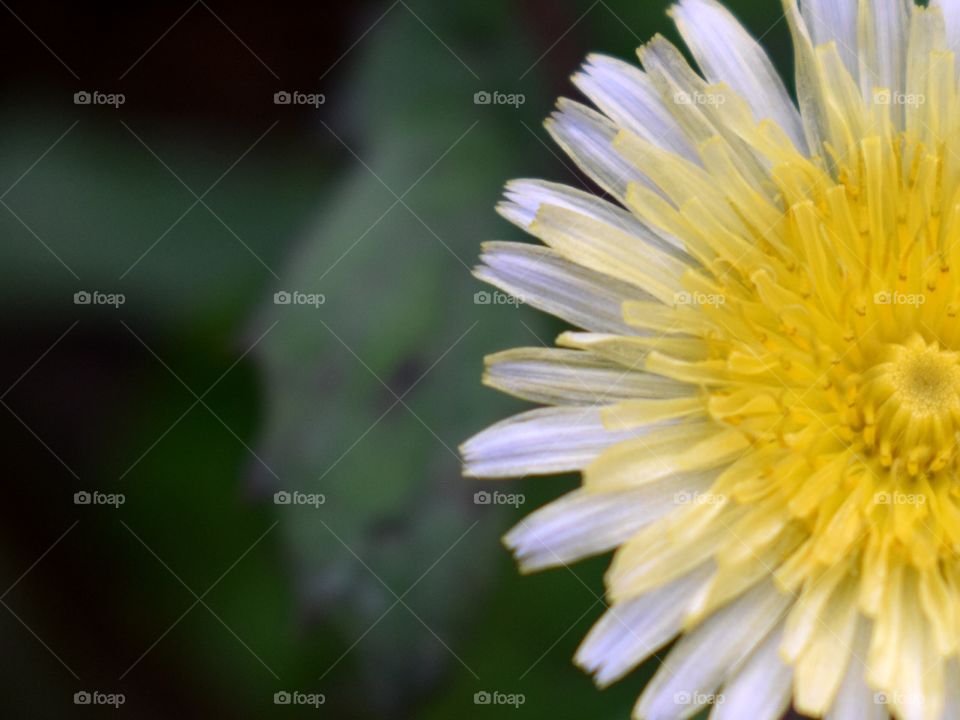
<box><xmin>886</xmin><ymin>340</ymin><xmax>960</xmax><ymax>417</ymax></box>
<box><xmin>855</xmin><ymin>337</ymin><xmax>960</xmax><ymax>475</ymax></box>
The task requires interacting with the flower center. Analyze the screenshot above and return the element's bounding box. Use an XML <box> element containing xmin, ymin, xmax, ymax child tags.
<box><xmin>890</xmin><ymin>344</ymin><xmax>960</xmax><ymax>416</ymax></box>
<box><xmin>859</xmin><ymin>336</ymin><xmax>960</xmax><ymax>474</ymax></box>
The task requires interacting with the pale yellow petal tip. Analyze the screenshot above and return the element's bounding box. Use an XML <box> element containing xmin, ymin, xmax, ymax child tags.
<box><xmin>475</xmin><ymin>239</ymin><xmax>501</xmax><ymax>255</ymax></box>
<box><xmin>635</xmin><ymin>33</ymin><xmax>669</xmax><ymax>64</ymax></box>
<box><xmin>611</xmin><ymin>127</ymin><xmax>632</xmax><ymax>152</ymax></box>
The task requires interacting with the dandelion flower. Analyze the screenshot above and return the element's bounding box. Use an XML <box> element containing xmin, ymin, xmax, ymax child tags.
<box><xmin>462</xmin><ymin>1</ymin><xmax>960</xmax><ymax>718</ymax></box>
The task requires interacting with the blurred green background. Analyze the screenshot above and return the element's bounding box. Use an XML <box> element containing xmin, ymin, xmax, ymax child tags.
<box><xmin>0</xmin><ymin>1</ymin><xmax>797</xmax><ymax>717</ymax></box>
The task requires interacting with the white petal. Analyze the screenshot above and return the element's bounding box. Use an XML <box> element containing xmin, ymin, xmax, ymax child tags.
<box><xmin>857</xmin><ymin>0</ymin><xmax>909</xmax><ymax>103</ymax></box>
<box><xmin>475</xmin><ymin>241</ymin><xmax>649</xmax><ymax>334</ymax></box>
<box><xmin>826</xmin><ymin>615</ymin><xmax>887</xmax><ymax>720</ymax></box>
<box><xmin>576</xmin><ymin>564</ymin><xmax>714</xmax><ymax>686</ymax></box>
<box><xmin>573</xmin><ymin>54</ymin><xmax>699</xmax><ymax>163</ymax></box>
<box><xmin>484</xmin><ymin>347</ymin><xmax>687</xmax><ymax>406</ymax></box>
<box><xmin>801</xmin><ymin>0</ymin><xmax>858</xmax><ymax>73</ymax></box>
<box><xmin>783</xmin><ymin>0</ymin><xmax>831</xmax><ymax>158</ymax></box>
<box><xmin>939</xmin><ymin>657</ymin><xmax>960</xmax><ymax>720</ymax></box>
<box><xmin>461</xmin><ymin>406</ymin><xmax>648</xmax><ymax>478</ymax></box>
<box><xmin>710</xmin><ymin>625</ymin><xmax>792</xmax><ymax>720</ymax></box>
<box><xmin>546</xmin><ymin>99</ymin><xmax>655</xmax><ymax>203</ymax></box>
<box><xmin>636</xmin><ymin>36</ymin><xmax>776</xmax><ymax>191</ymax></box>
<box><xmin>932</xmin><ymin>0</ymin><xmax>960</xmax><ymax>52</ymax></box>
<box><xmin>634</xmin><ymin>581</ymin><xmax>792</xmax><ymax>720</ymax></box>
<box><xmin>792</xmin><ymin>573</ymin><xmax>860</xmax><ymax>715</ymax></box>
<box><xmin>526</xmin><ymin>203</ymin><xmax>689</xmax><ymax>305</ymax></box>
<box><xmin>507</xmin><ymin>470</ymin><xmax>716</xmax><ymax>572</ymax></box>
<box><xmin>498</xmin><ymin>178</ymin><xmax>687</xmax><ymax>257</ymax></box>
<box><xmin>670</xmin><ymin>0</ymin><xmax>807</xmax><ymax>152</ymax></box>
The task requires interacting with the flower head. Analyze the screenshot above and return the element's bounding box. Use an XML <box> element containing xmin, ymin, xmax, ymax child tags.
<box><xmin>463</xmin><ymin>1</ymin><xmax>960</xmax><ymax>718</ymax></box>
